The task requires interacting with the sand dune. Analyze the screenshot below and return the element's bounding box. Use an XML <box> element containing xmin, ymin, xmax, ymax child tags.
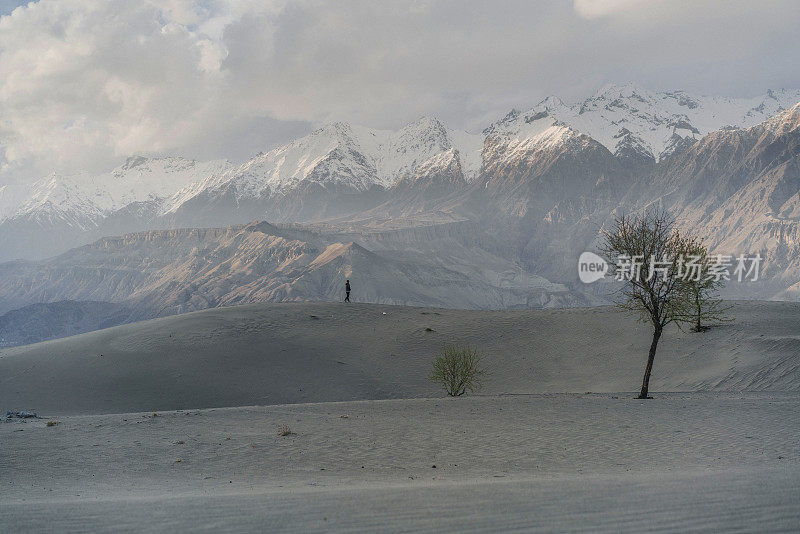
<box><xmin>2</xmin><ymin>300</ymin><xmax>799</xmax><ymax>531</ymax></box>
<box><xmin>2</xmin><ymin>394</ymin><xmax>798</xmax><ymax>532</ymax></box>
<box><xmin>0</xmin><ymin>300</ymin><xmax>798</xmax><ymax>416</ymax></box>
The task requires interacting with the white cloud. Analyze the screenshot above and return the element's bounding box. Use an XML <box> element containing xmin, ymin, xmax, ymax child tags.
<box><xmin>0</xmin><ymin>1</ymin><xmax>231</xmax><ymax>178</ymax></box>
<box><xmin>573</xmin><ymin>0</ymin><xmax>650</xmax><ymax>19</ymax></box>
<box><xmin>1</xmin><ymin>0</ymin><xmax>799</xmax><ymax>186</ymax></box>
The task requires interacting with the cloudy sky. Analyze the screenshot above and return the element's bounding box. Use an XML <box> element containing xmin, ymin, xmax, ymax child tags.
<box><xmin>1</xmin><ymin>0</ymin><xmax>799</xmax><ymax>185</ymax></box>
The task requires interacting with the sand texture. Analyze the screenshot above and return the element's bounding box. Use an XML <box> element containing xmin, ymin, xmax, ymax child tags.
<box><xmin>2</xmin><ymin>394</ymin><xmax>798</xmax><ymax>532</ymax></box>
<box><xmin>1</xmin><ymin>301</ymin><xmax>798</xmax><ymax>532</ymax></box>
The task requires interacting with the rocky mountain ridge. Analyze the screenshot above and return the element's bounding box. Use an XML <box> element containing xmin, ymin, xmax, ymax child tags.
<box><xmin>2</xmin><ymin>84</ymin><xmax>797</xmax><ymax>262</ymax></box>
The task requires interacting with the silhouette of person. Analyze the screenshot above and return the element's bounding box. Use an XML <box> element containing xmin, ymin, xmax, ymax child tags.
<box><xmin>345</xmin><ymin>279</ymin><xmax>351</xmax><ymax>302</ymax></box>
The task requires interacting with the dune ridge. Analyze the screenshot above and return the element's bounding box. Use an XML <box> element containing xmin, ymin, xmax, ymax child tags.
<box><xmin>1</xmin><ymin>300</ymin><xmax>798</xmax><ymax>416</ymax></box>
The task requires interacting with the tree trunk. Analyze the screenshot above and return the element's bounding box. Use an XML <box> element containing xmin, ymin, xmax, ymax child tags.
<box><xmin>695</xmin><ymin>300</ymin><xmax>702</xmax><ymax>332</ymax></box>
<box><xmin>637</xmin><ymin>325</ymin><xmax>662</xmax><ymax>399</ymax></box>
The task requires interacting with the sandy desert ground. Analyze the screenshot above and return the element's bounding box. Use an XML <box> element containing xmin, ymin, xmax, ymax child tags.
<box><xmin>1</xmin><ymin>301</ymin><xmax>799</xmax><ymax>532</ymax></box>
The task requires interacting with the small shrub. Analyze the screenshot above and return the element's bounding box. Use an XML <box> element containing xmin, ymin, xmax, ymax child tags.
<box><xmin>46</xmin><ymin>420</ymin><xmax>60</xmax><ymax>427</ymax></box>
<box><xmin>428</xmin><ymin>343</ymin><xmax>488</xmax><ymax>397</ymax></box>
<box><xmin>277</xmin><ymin>424</ymin><xmax>294</xmax><ymax>436</ymax></box>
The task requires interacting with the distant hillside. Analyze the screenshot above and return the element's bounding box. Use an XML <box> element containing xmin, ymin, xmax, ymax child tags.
<box><xmin>0</xmin><ymin>221</ymin><xmax>591</xmax><ymax>324</ymax></box>
<box><xmin>0</xmin><ymin>301</ymin><xmax>132</xmax><ymax>347</ymax></box>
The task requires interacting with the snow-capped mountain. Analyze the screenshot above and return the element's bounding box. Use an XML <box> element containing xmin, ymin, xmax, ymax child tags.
<box><xmin>6</xmin><ymin>84</ymin><xmax>796</xmax><ymax>233</ymax></box>
<box><xmin>0</xmin><ymin>118</ymin><xmax>484</xmax><ymax>260</ymax></box>
<box><xmin>1</xmin><ymin>82</ymin><xmax>799</xmax><ymax>302</ymax></box>
<box><xmin>0</xmin><ymin>156</ymin><xmax>230</xmax><ymax>262</ymax></box>
<box><xmin>488</xmin><ymin>83</ymin><xmax>800</xmax><ymax>162</ymax></box>
<box><xmin>12</xmin><ymin>156</ymin><xmax>230</xmax><ymax>224</ymax></box>
<box><xmin>162</xmin><ymin>117</ymin><xmax>482</xmax><ymax>215</ymax></box>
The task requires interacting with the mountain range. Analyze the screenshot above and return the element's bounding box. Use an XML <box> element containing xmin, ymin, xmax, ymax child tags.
<box><xmin>3</xmin><ymin>83</ymin><xmax>799</xmax><ymax>261</ymax></box>
<box><xmin>1</xmin><ymin>83</ymin><xmax>799</xmax><ymax>344</ymax></box>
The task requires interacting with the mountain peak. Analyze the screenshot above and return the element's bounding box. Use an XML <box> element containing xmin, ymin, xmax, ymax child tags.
<box><xmin>122</xmin><ymin>155</ymin><xmax>150</xmax><ymax>170</ymax></box>
<box><xmin>537</xmin><ymin>95</ymin><xmax>566</xmax><ymax>109</ymax></box>
<box><xmin>406</xmin><ymin>115</ymin><xmax>445</xmax><ymax>129</ymax></box>
<box><xmin>314</xmin><ymin>121</ymin><xmax>355</xmax><ymax>138</ymax></box>
<box><xmin>591</xmin><ymin>81</ymin><xmax>649</xmax><ymax>100</ymax></box>
<box><xmin>764</xmin><ymin>100</ymin><xmax>800</xmax><ymax>134</ymax></box>
<box><xmin>395</xmin><ymin>116</ymin><xmax>449</xmax><ymax>142</ymax></box>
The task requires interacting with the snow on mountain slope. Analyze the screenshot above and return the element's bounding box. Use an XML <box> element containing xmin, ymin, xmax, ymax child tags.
<box><xmin>13</xmin><ymin>173</ymin><xmax>111</xmax><ymax>229</ymax></box>
<box><xmin>3</xmin><ymin>83</ymin><xmax>800</xmax><ymax>272</ymax></box>
<box><xmin>491</xmin><ymin>83</ymin><xmax>800</xmax><ymax>161</ymax></box>
<box><xmin>162</xmin><ymin>123</ymin><xmax>383</xmax><ymax>211</ymax></box>
<box><xmin>484</xmin><ymin>109</ymin><xmax>584</xmax><ymax>154</ymax></box>
<box><xmin>105</xmin><ymin>156</ymin><xmax>230</xmax><ymax>209</ymax></box>
<box><xmin>4</xmin><ymin>156</ymin><xmax>230</xmax><ymax>226</ymax></box>
<box><xmin>0</xmin><ymin>183</ymin><xmax>25</xmax><ymax>220</ymax></box>
<box><xmin>381</xmin><ymin>117</ymin><xmax>483</xmax><ymax>183</ymax></box>
<box><xmin>162</xmin><ymin>118</ymin><xmax>483</xmax><ymax>214</ymax></box>
<box><xmin>480</xmin><ymin>107</ymin><xmax>606</xmax><ymax>188</ymax></box>
<box><xmin>12</xmin><ymin>84</ymin><xmax>796</xmax><ymax>226</ymax></box>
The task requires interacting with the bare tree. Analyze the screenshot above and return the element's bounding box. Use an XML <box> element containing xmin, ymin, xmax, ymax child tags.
<box><xmin>600</xmin><ymin>211</ymin><xmax>694</xmax><ymax>399</ymax></box>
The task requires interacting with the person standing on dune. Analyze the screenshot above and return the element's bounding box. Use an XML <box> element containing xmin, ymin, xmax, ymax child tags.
<box><xmin>345</xmin><ymin>279</ymin><xmax>351</xmax><ymax>302</ymax></box>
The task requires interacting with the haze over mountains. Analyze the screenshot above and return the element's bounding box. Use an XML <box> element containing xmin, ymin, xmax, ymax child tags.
<box><xmin>3</xmin><ymin>83</ymin><xmax>799</xmax><ymax>258</ymax></box>
<box><xmin>1</xmin><ymin>83</ymin><xmax>800</xmax><ymax>343</ymax></box>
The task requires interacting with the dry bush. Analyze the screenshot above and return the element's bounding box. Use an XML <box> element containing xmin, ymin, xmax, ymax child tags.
<box><xmin>277</xmin><ymin>424</ymin><xmax>294</xmax><ymax>436</ymax></box>
<box><xmin>428</xmin><ymin>343</ymin><xmax>488</xmax><ymax>397</ymax></box>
